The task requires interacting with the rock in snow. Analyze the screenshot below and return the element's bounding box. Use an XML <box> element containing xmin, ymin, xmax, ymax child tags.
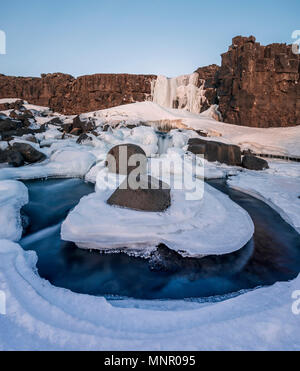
<box><xmin>106</xmin><ymin>144</ymin><xmax>147</xmax><ymax>175</ymax></box>
<box><xmin>242</xmin><ymin>154</ymin><xmax>269</xmax><ymax>171</ymax></box>
<box><xmin>107</xmin><ymin>175</ymin><xmax>171</xmax><ymax>212</ymax></box>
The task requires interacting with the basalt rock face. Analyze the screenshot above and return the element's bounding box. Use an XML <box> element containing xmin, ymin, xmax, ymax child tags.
<box><xmin>217</xmin><ymin>36</ymin><xmax>300</xmax><ymax>127</ymax></box>
<box><xmin>0</xmin><ymin>73</ymin><xmax>156</xmax><ymax>115</ymax></box>
<box><xmin>188</xmin><ymin>138</ymin><xmax>242</xmax><ymax>166</ymax></box>
<box><xmin>1</xmin><ymin>36</ymin><xmax>299</xmax><ymax>127</ymax></box>
<box><xmin>194</xmin><ymin>64</ymin><xmax>220</xmax><ymax>112</ymax></box>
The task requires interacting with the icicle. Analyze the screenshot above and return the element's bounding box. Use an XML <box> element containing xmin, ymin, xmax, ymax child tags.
<box><xmin>151</xmin><ymin>73</ymin><xmax>208</xmax><ymax>114</ymax></box>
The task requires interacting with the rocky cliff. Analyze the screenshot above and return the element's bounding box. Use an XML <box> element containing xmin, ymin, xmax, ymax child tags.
<box><xmin>217</xmin><ymin>36</ymin><xmax>300</xmax><ymax>127</ymax></box>
<box><xmin>0</xmin><ymin>36</ymin><xmax>299</xmax><ymax>127</ymax></box>
<box><xmin>0</xmin><ymin>73</ymin><xmax>156</xmax><ymax>115</ymax></box>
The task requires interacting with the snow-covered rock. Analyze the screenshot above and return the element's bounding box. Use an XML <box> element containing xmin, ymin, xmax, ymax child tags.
<box><xmin>0</xmin><ymin>150</ymin><xmax>96</xmax><ymax>180</ymax></box>
<box><xmin>62</xmin><ymin>175</ymin><xmax>254</xmax><ymax>257</ymax></box>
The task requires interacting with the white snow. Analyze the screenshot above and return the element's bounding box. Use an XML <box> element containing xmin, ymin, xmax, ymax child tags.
<box><xmin>228</xmin><ymin>161</ymin><xmax>300</xmax><ymax>234</ymax></box>
<box><xmin>0</xmin><ymin>98</ymin><xmax>28</xmax><ymax>104</ymax></box>
<box><xmin>86</xmin><ymin>102</ymin><xmax>300</xmax><ymax>158</ymax></box>
<box><xmin>0</xmin><ymin>150</ymin><xmax>96</xmax><ymax>181</ymax></box>
<box><xmin>0</xmin><ymin>181</ymin><xmax>28</xmax><ymax>241</ymax></box>
<box><xmin>0</xmin><ymin>239</ymin><xmax>300</xmax><ymax>351</ymax></box>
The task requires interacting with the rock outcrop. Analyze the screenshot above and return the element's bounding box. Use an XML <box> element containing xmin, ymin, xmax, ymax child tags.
<box><xmin>217</xmin><ymin>36</ymin><xmax>300</xmax><ymax>127</ymax></box>
<box><xmin>0</xmin><ymin>143</ymin><xmax>46</xmax><ymax>167</ymax></box>
<box><xmin>0</xmin><ymin>36</ymin><xmax>299</xmax><ymax>128</ymax></box>
<box><xmin>107</xmin><ymin>175</ymin><xmax>171</xmax><ymax>212</ymax></box>
<box><xmin>0</xmin><ymin>73</ymin><xmax>156</xmax><ymax>115</ymax></box>
<box><xmin>242</xmin><ymin>154</ymin><xmax>269</xmax><ymax>170</ymax></box>
<box><xmin>106</xmin><ymin>144</ymin><xmax>147</xmax><ymax>176</ymax></box>
<box><xmin>188</xmin><ymin>138</ymin><xmax>242</xmax><ymax>166</ymax></box>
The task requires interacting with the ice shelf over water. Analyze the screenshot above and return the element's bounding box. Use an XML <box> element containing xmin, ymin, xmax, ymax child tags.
<box><xmin>0</xmin><ymin>180</ymin><xmax>28</xmax><ymax>241</ymax></box>
<box><xmin>1</xmin><ymin>239</ymin><xmax>300</xmax><ymax>351</ymax></box>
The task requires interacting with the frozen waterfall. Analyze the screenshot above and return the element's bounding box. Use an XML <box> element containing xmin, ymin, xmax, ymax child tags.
<box><xmin>151</xmin><ymin>72</ymin><xmax>208</xmax><ymax>114</ymax></box>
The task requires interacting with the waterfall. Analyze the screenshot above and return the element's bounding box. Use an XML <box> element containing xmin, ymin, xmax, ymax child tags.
<box><xmin>151</xmin><ymin>73</ymin><xmax>208</xmax><ymax>114</ymax></box>
<box><xmin>156</xmin><ymin>132</ymin><xmax>172</xmax><ymax>156</ymax></box>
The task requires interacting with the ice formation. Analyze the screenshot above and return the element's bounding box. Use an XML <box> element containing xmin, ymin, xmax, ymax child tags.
<box><xmin>228</xmin><ymin>161</ymin><xmax>300</xmax><ymax>234</ymax></box>
<box><xmin>151</xmin><ymin>73</ymin><xmax>208</xmax><ymax>114</ymax></box>
<box><xmin>1</xmin><ymin>239</ymin><xmax>300</xmax><ymax>350</ymax></box>
<box><xmin>62</xmin><ymin>149</ymin><xmax>254</xmax><ymax>257</ymax></box>
<box><xmin>0</xmin><ymin>180</ymin><xmax>28</xmax><ymax>241</ymax></box>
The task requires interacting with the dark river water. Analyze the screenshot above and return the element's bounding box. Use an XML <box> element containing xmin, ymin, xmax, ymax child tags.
<box><xmin>20</xmin><ymin>178</ymin><xmax>300</xmax><ymax>300</ymax></box>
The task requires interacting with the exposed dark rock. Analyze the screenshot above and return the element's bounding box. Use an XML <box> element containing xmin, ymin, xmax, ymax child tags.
<box><xmin>194</xmin><ymin>129</ymin><xmax>208</xmax><ymax>137</ymax></box>
<box><xmin>0</xmin><ymin>118</ymin><xmax>23</xmax><ymax>133</ymax></box>
<box><xmin>6</xmin><ymin>150</ymin><xmax>25</xmax><ymax>167</ymax></box>
<box><xmin>11</xmin><ymin>143</ymin><xmax>46</xmax><ymax>163</ymax></box>
<box><xmin>47</xmin><ymin>117</ymin><xmax>63</xmax><ymax>126</ymax></box>
<box><xmin>106</xmin><ymin>144</ymin><xmax>147</xmax><ymax>175</ymax></box>
<box><xmin>194</xmin><ymin>64</ymin><xmax>220</xmax><ymax>112</ymax></box>
<box><xmin>10</xmin><ymin>109</ymin><xmax>34</xmax><ymax>121</ymax></box>
<box><xmin>0</xmin><ymin>73</ymin><xmax>156</xmax><ymax>115</ymax></box>
<box><xmin>72</xmin><ymin>116</ymin><xmax>95</xmax><ymax>133</ymax></box>
<box><xmin>102</xmin><ymin>124</ymin><xmax>111</xmax><ymax>132</ymax></box>
<box><xmin>188</xmin><ymin>138</ymin><xmax>242</xmax><ymax>166</ymax></box>
<box><xmin>242</xmin><ymin>155</ymin><xmax>269</xmax><ymax>170</ymax></box>
<box><xmin>76</xmin><ymin>133</ymin><xmax>93</xmax><ymax>144</ymax></box>
<box><xmin>107</xmin><ymin>175</ymin><xmax>171</xmax><ymax>212</ymax></box>
<box><xmin>148</xmin><ymin>242</ymin><xmax>254</xmax><ymax>276</ymax></box>
<box><xmin>61</xmin><ymin>123</ymin><xmax>73</xmax><ymax>133</ymax></box>
<box><xmin>0</xmin><ymin>99</ymin><xmax>25</xmax><ymax>111</ymax></box>
<box><xmin>149</xmin><ymin>244</ymin><xmax>201</xmax><ymax>273</ymax></box>
<box><xmin>217</xmin><ymin>36</ymin><xmax>300</xmax><ymax>127</ymax></box>
<box><xmin>70</xmin><ymin>128</ymin><xmax>82</xmax><ymax>136</ymax></box>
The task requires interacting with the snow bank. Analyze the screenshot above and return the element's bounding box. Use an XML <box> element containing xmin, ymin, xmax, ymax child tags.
<box><xmin>228</xmin><ymin>162</ymin><xmax>300</xmax><ymax>234</ymax></box>
<box><xmin>0</xmin><ymin>98</ymin><xmax>28</xmax><ymax>104</ymax></box>
<box><xmin>0</xmin><ymin>239</ymin><xmax>300</xmax><ymax>350</ymax></box>
<box><xmin>87</xmin><ymin>102</ymin><xmax>300</xmax><ymax>158</ymax></box>
<box><xmin>0</xmin><ymin>150</ymin><xmax>96</xmax><ymax>181</ymax></box>
<box><xmin>0</xmin><ymin>181</ymin><xmax>28</xmax><ymax>241</ymax></box>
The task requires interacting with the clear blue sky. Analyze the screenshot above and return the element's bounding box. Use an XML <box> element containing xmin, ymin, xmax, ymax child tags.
<box><xmin>0</xmin><ymin>0</ymin><xmax>299</xmax><ymax>77</ymax></box>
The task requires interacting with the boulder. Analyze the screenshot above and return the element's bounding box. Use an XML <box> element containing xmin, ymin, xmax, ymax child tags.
<box><xmin>47</xmin><ymin>117</ymin><xmax>63</xmax><ymax>126</ymax></box>
<box><xmin>242</xmin><ymin>155</ymin><xmax>269</xmax><ymax>170</ymax></box>
<box><xmin>0</xmin><ymin>148</ymin><xmax>25</xmax><ymax>167</ymax></box>
<box><xmin>0</xmin><ymin>99</ymin><xmax>25</xmax><ymax>111</ymax></box>
<box><xmin>107</xmin><ymin>175</ymin><xmax>171</xmax><ymax>212</ymax></box>
<box><xmin>70</xmin><ymin>128</ymin><xmax>82</xmax><ymax>136</ymax></box>
<box><xmin>11</xmin><ymin>143</ymin><xmax>46</xmax><ymax>163</ymax></box>
<box><xmin>0</xmin><ymin>118</ymin><xmax>23</xmax><ymax>133</ymax></box>
<box><xmin>6</xmin><ymin>150</ymin><xmax>25</xmax><ymax>167</ymax></box>
<box><xmin>106</xmin><ymin>144</ymin><xmax>147</xmax><ymax>175</ymax></box>
<box><xmin>76</xmin><ymin>133</ymin><xmax>93</xmax><ymax>144</ymax></box>
<box><xmin>72</xmin><ymin>116</ymin><xmax>95</xmax><ymax>133</ymax></box>
<box><xmin>188</xmin><ymin>138</ymin><xmax>241</xmax><ymax>166</ymax></box>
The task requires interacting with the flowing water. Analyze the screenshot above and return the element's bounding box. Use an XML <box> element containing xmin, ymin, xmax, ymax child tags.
<box><xmin>20</xmin><ymin>178</ymin><xmax>300</xmax><ymax>300</ymax></box>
